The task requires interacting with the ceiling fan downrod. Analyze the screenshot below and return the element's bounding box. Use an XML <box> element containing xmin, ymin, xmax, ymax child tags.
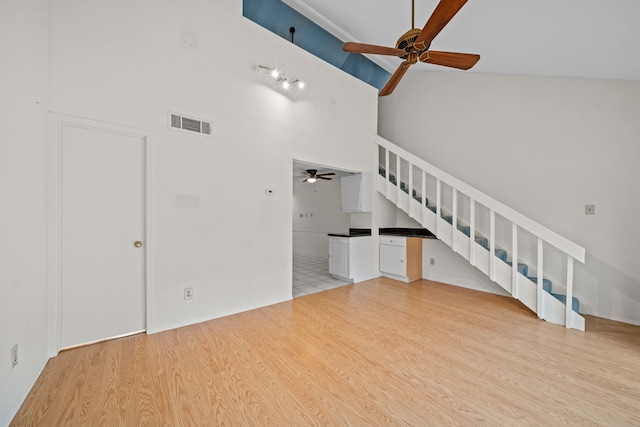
<box><xmin>412</xmin><ymin>0</ymin><xmax>415</xmax><ymax>29</ymax></box>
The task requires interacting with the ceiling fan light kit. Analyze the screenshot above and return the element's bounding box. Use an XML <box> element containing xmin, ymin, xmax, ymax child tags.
<box><xmin>342</xmin><ymin>0</ymin><xmax>480</xmax><ymax>96</ymax></box>
<box><xmin>301</xmin><ymin>169</ymin><xmax>336</xmax><ymax>183</ymax></box>
<box><xmin>256</xmin><ymin>65</ymin><xmax>305</xmax><ymax>91</ymax></box>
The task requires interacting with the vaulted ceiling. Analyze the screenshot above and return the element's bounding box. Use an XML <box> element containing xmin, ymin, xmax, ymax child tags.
<box><xmin>283</xmin><ymin>0</ymin><xmax>640</xmax><ymax>81</ymax></box>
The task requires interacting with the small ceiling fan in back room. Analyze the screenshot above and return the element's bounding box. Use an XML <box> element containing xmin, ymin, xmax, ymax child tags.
<box><xmin>342</xmin><ymin>0</ymin><xmax>480</xmax><ymax>96</ymax></box>
<box><xmin>301</xmin><ymin>169</ymin><xmax>335</xmax><ymax>183</ymax></box>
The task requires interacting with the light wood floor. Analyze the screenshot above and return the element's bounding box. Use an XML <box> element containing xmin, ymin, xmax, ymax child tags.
<box><xmin>11</xmin><ymin>279</ymin><xmax>640</xmax><ymax>426</ymax></box>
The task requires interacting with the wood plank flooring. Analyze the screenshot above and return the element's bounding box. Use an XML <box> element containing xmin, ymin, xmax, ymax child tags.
<box><xmin>11</xmin><ymin>278</ymin><xmax>640</xmax><ymax>426</ymax></box>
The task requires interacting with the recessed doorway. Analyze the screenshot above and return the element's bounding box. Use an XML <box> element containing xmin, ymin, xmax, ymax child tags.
<box><xmin>292</xmin><ymin>160</ymin><xmax>360</xmax><ymax>298</ymax></box>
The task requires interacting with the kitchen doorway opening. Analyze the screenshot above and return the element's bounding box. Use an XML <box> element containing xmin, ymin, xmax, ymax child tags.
<box><xmin>292</xmin><ymin>159</ymin><xmax>360</xmax><ymax>298</ymax></box>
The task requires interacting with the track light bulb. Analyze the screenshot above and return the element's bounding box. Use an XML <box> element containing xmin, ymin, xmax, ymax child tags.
<box><xmin>258</xmin><ymin>65</ymin><xmax>305</xmax><ymax>93</ymax></box>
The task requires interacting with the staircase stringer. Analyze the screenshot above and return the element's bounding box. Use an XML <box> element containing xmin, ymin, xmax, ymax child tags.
<box><xmin>376</xmin><ymin>136</ymin><xmax>586</xmax><ymax>331</ymax></box>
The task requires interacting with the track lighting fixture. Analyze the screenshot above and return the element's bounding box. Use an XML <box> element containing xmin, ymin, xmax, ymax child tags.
<box><xmin>256</xmin><ymin>65</ymin><xmax>305</xmax><ymax>91</ymax></box>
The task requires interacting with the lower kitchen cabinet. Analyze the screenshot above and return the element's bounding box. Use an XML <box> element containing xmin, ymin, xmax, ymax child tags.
<box><xmin>379</xmin><ymin>236</ymin><xmax>422</xmax><ymax>283</ymax></box>
<box><xmin>329</xmin><ymin>236</ymin><xmax>373</xmax><ymax>282</ymax></box>
<box><xmin>329</xmin><ymin>237</ymin><xmax>349</xmax><ymax>279</ymax></box>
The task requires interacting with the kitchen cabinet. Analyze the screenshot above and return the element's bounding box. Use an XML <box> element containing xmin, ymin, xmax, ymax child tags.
<box><xmin>329</xmin><ymin>235</ymin><xmax>373</xmax><ymax>282</ymax></box>
<box><xmin>340</xmin><ymin>173</ymin><xmax>372</xmax><ymax>212</ymax></box>
<box><xmin>329</xmin><ymin>237</ymin><xmax>349</xmax><ymax>279</ymax></box>
<box><xmin>379</xmin><ymin>236</ymin><xmax>422</xmax><ymax>283</ymax></box>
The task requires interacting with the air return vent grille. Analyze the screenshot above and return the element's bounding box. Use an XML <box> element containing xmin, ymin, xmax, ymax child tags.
<box><xmin>168</xmin><ymin>112</ymin><xmax>213</xmax><ymax>136</ymax></box>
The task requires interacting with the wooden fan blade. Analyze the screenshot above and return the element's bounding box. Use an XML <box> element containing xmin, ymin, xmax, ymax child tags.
<box><xmin>317</xmin><ymin>176</ymin><xmax>333</xmax><ymax>180</ymax></box>
<box><xmin>316</xmin><ymin>172</ymin><xmax>336</xmax><ymax>177</ymax></box>
<box><xmin>420</xmin><ymin>51</ymin><xmax>480</xmax><ymax>70</ymax></box>
<box><xmin>343</xmin><ymin>42</ymin><xmax>404</xmax><ymax>56</ymax></box>
<box><xmin>414</xmin><ymin>0</ymin><xmax>468</xmax><ymax>50</ymax></box>
<box><xmin>379</xmin><ymin>61</ymin><xmax>412</xmax><ymax>97</ymax></box>
<box><xmin>303</xmin><ymin>178</ymin><xmax>309</xmax><ymax>182</ymax></box>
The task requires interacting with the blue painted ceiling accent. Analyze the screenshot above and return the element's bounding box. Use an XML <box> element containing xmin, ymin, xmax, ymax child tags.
<box><xmin>243</xmin><ymin>0</ymin><xmax>390</xmax><ymax>92</ymax></box>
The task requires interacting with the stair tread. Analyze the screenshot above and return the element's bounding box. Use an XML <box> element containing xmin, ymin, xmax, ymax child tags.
<box><xmin>475</xmin><ymin>237</ymin><xmax>489</xmax><ymax>249</ymax></box>
<box><xmin>551</xmin><ymin>293</ymin><xmax>580</xmax><ymax>312</ymax></box>
<box><xmin>527</xmin><ymin>276</ymin><xmax>552</xmax><ymax>293</ymax></box>
<box><xmin>458</xmin><ymin>226</ymin><xmax>471</xmax><ymax>237</ymax></box>
<box><xmin>494</xmin><ymin>248</ymin><xmax>508</xmax><ymax>262</ymax></box>
<box><xmin>506</xmin><ymin>261</ymin><xmax>529</xmax><ymax>276</ymax></box>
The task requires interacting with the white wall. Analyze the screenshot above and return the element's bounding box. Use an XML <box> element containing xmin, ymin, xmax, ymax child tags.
<box><xmin>423</xmin><ymin>240</ymin><xmax>510</xmax><ymax>297</ymax></box>
<box><xmin>379</xmin><ymin>70</ymin><xmax>640</xmax><ymax>324</ymax></box>
<box><xmin>48</xmin><ymin>0</ymin><xmax>378</xmax><ymax>335</ymax></box>
<box><xmin>292</xmin><ymin>178</ymin><xmax>350</xmax><ymax>256</ymax></box>
<box><xmin>2</xmin><ymin>0</ymin><xmax>379</xmax><ymax>420</ymax></box>
<box><xmin>0</xmin><ymin>0</ymin><xmax>50</xmax><ymax>424</ymax></box>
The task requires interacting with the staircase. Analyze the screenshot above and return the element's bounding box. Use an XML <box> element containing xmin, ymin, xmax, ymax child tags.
<box><xmin>377</xmin><ymin>135</ymin><xmax>586</xmax><ymax>330</ymax></box>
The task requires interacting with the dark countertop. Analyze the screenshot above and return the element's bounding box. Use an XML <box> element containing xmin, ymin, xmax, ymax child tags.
<box><xmin>328</xmin><ymin>228</ymin><xmax>372</xmax><ymax>238</ymax></box>
<box><xmin>379</xmin><ymin>228</ymin><xmax>436</xmax><ymax>238</ymax></box>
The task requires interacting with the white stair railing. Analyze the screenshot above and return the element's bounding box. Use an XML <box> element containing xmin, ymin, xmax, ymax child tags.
<box><xmin>376</xmin><ymin>135</ymin><xmax>586</xmax><ymax>330</ymax></box>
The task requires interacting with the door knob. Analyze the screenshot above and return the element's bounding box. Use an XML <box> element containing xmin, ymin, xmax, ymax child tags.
<box><xmin>134</xmin><ymin>241</ymin><xmax>143</xmax><ymax>248</ymax></box>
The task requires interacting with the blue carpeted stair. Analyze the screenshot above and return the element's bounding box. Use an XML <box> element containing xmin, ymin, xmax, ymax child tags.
<box><xmin>378</xmin><ymin>166</ymin><xmax>580</xmax><ymax>313</ymax></box>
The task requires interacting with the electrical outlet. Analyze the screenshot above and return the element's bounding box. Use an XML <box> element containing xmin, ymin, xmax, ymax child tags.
<box><xmin>430</xmin><ymin>258</ymin><xmax>436</xmax><ymax>266</ymax></box>
<box><xmin>11</xmin><ymin>344</ymin><xmax>18</xmax><ymax>368</ymax></box>
<box><xmin>184</xmin><ymin>287</ymin><xmax>193</xmax><ymax>300</ymax></box>
<box><xmin>585</xmin><ymin>204</ymin><xmax>595</xmax><ymax>215</ymax></box>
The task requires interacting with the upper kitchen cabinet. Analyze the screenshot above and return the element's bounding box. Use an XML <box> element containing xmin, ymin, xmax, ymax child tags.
<box><xmin>340</xmin><ymin>173</ymin><xmax>372</xmax><ymax>212</ymax></box>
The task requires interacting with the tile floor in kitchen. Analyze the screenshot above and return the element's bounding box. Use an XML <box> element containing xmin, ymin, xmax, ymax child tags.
<box><xmin>293</xmin><ymin>252</ymin><xmax>351</xmax><ymax>298</ymax></box>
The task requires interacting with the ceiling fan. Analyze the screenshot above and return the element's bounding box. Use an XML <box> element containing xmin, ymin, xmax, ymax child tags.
<box><xmin>343</xmin><ymin>0</ymin><xmax>480</xmax><ymax>96</ymax></box>
<box><xmin>301</xmin><ymin>169</ymin><xmax>336</xmax><ymax>183</ymax></box>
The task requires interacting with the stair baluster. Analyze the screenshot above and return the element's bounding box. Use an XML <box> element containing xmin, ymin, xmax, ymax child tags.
<box><xmin>537</xmin><ymin>239</ymin><xmax>544</xmax><ymax>319</ymax></box>
<box><xmin>489</xmin><ymin>210</ymin><xmax>496</xmax><ymax>282</ymax></box>
<box><xmin>396</xmin><ymin>154</ymin><xmax>402</xmax><ymax>209</ymax></box>
<box><xmin>512</xmin><ymin>223</ymin><xmax>519</xmax><ymax>299</ymax></box>
<box><xmin>421</xmin><ymin>170</ymin><xmax>427</xmax><ymax>226</ymax></box>
<box><xmin>452</xmin><ymin>188</ymin><xmax>458</xmax><ymax>253</ymax></box>
<box><xmin>436</xmin><ymin>179</ymin><xmax>442</xmax><ymax>239</ymax></box>
<box><xmin>470</xmin><ymin>199</ymin><xmax>476</xmax><ymax>267</ymax></box>
<box><xmin>566</xmin><ymin>257</ymin><xmax>574</xmax><ymax>329</ymax></box>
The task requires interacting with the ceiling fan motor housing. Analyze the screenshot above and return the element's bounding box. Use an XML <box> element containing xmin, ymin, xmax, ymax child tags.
<box><xmin>396</xmin><ymin>28</ymin><xmax>430</xmax><ymax>60</ymax></box>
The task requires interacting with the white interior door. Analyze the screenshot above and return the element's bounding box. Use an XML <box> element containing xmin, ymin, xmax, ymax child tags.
<box><xmin>60</xmin><ymin>124</ymin><xmax>146</xmax><ymax>349</ymax></box>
